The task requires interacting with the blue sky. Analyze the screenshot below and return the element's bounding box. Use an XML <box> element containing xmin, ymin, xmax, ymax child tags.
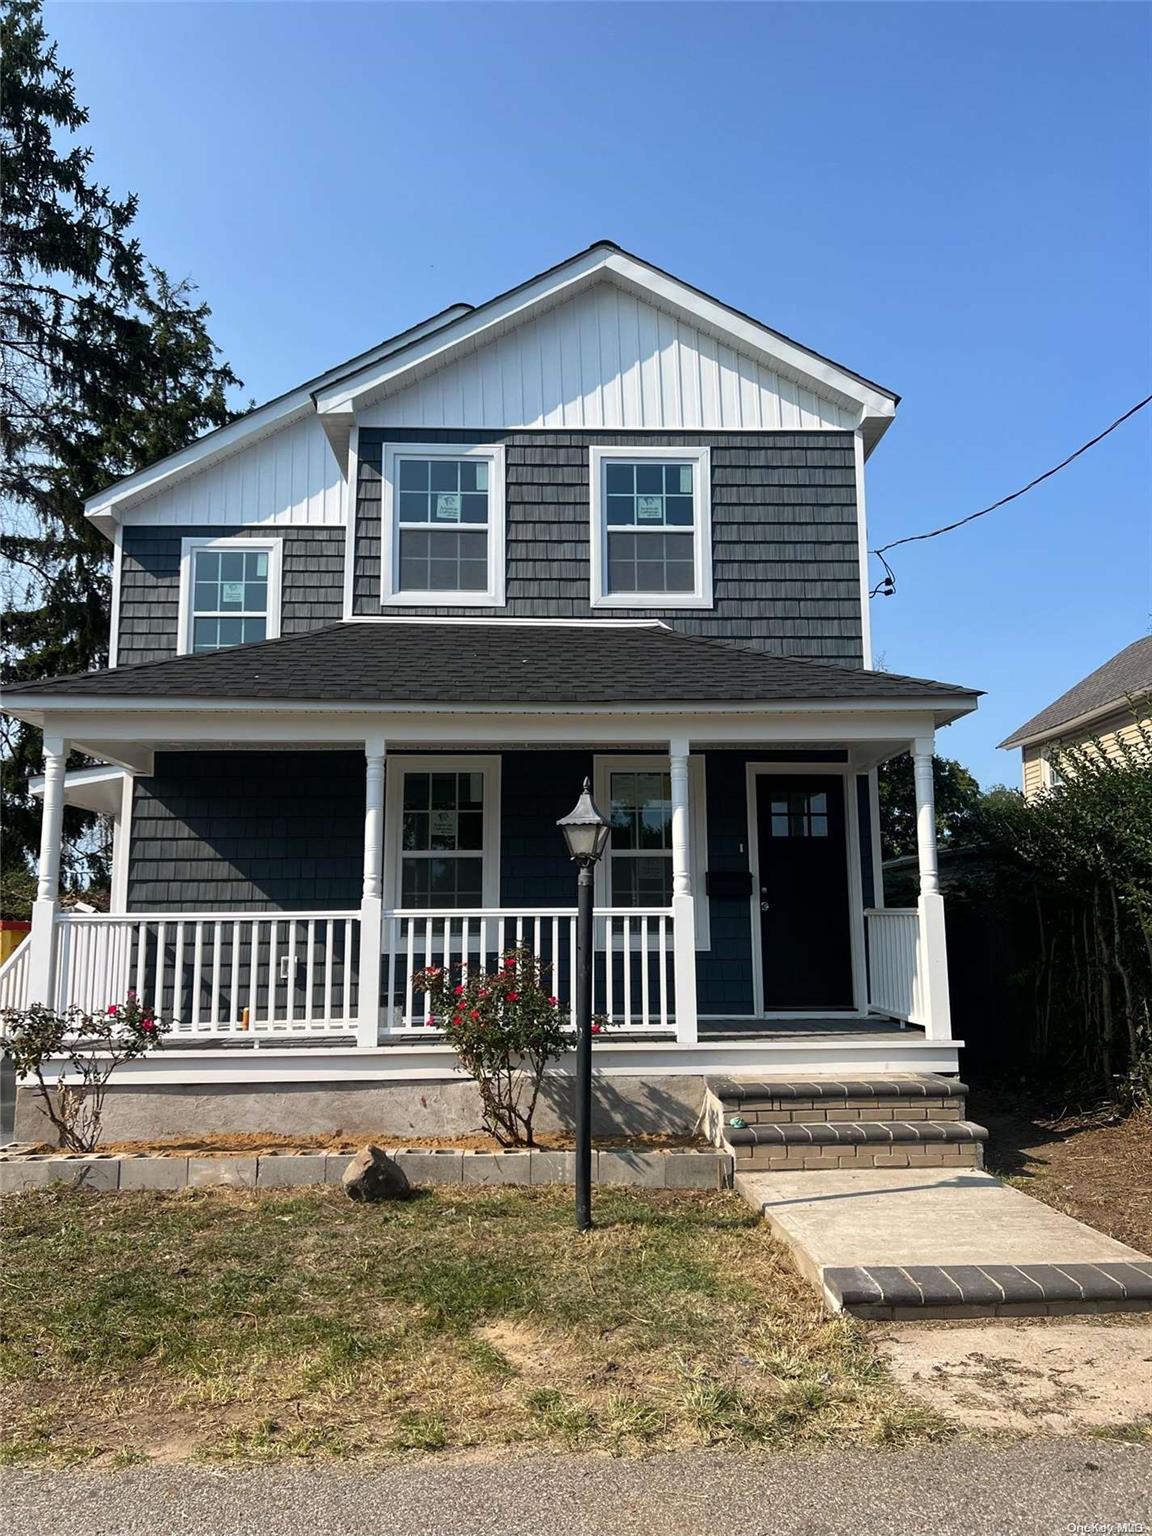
<box><xmin>46</xmin><ymin>1</ymin><xmax>1150</xmax><ymax>785</ymax></box>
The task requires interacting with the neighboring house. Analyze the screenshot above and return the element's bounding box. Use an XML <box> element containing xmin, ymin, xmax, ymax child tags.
<box><xmin>0</xmin><ymin>242</ymin><xmax>980</xmax><ymax>1127</ymax></box>
<box><xmin>1000</xmin><ymin>636</ymin><xmax>1152</xmax><ymax>797</ymax></box>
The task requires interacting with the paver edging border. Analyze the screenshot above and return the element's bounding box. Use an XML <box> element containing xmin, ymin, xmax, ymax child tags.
<box><xmin>0</xmin><ymin>1145</ymin><xmax>733</xmax><ymax>1194</ymax></box>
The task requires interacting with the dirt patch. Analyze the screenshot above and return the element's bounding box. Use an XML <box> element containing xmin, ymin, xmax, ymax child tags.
<box><xmin>971</xmin><ymin>1089</ymin><xmax>1152</xmax><ymax>1253</ymax></box>
<box><xmin>22</xmin><ymin>1129</ymin><xmax>707</xmax><ymax>1158</ymax></box>
<box><xmin>877</xmin><ymin>1322</ymin><xmax>1152</xmax><ymax>1436</ymax></box>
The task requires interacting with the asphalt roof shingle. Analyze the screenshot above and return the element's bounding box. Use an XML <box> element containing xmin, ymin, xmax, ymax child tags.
<box><xmin>4</xmin><ymin>622</ymin><xmax>977</xmax><ymax>709</ymax></box>
<box><xmin>1000</xmin><ymin>636</ymin><xmax>1152</xmax><ymax>747</ymax></box>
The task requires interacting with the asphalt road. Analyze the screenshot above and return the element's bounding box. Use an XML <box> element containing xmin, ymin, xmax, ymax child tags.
<box><xmin>4</xmin><ymin>1441</ymin><xmax>1150</xmax><ymax>1536</ymax></box>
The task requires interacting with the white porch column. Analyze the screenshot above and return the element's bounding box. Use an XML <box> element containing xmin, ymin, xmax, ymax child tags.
<box><xmin>27</xmin><ymin>736</ymin><xmax>68</xmax><ymax>1007</ymax></box>
<box><xmin>669</xmin><ymin>737</ymin><xmax>699</xmax><ymax>1045</ymax></box>
<box><xmin>357</xmin><ymin>740</ymin><xmax>386</xmax><ymax>1048</ymax></box>
<box><xmin>912</xmin><ymin>735</ymin><xmax>952</xmax><ymax>1041</ymax></box>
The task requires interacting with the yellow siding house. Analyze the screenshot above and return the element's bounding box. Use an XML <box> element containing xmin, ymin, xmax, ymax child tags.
<box><xmin>1000</xmin><ymin>636</ymin><xmax>1152</xmax><ymax>798</ymax></box>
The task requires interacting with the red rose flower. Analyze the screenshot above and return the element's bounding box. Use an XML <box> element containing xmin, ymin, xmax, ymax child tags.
<box><xmin>503</xmin><ymin>958</ymin><xmax>516</xmax><ymax>970</ymax></box>
<box><xmin>505</xmin><ymin>991</ymin><xmax>519</xmax><ymax>1003</ymax></box>
<box><xmin>454</xmin><ymin>984</ymin><xmax>465</xmax><ymax>997</ymax></box>
<box><xmin>590</xmin><ymin>1023</ymin><xmax>602</xmax><ymax>1034</ymax></box>
<box><xmin>426</xmin><ymin>1016</ymin><xmax>437</xmax><ymax>1028</ymax></box>
<box><xmin>547</xmin><ymin>995</ymin><xmax>558</xmax><ymax>1006</ymax></box>
<box><xmin>469</xmin><ymin>1009</ymin><xmax>480</xmax><ymax>1020</ymax></box>
<box><xmin>107</xmin><ymin>1005</ymin><xmax>119</xmax><ymax>1016</ymax></box>
<box><xmin>141</xmin><ymin>1019</ymin><xmax>156</xmax><ymax>1034</ymax></box>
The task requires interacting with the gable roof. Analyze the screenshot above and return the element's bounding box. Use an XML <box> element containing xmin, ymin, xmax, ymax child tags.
<box><xmin>4</xmin><ymin>621</ymin><xmax>976</xmax><ymax>719</ymax></box>
<box><xmin>1000</xmin><ymin>636</ymin><xmax>1152</xmax><ymax>748</ymax></box>
<box><xmin>84</xmin><ymin>242</ymin><xmax>898</xmax><ymax>530</ymax></box>
<box><xmin>312</xmin><ymin>242</ymin><xmax>898</xmax><ymax>458</ymax></box>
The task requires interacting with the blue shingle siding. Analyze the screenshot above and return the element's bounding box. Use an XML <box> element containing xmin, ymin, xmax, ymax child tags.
<box><xmin>117</xmin><ymin>527</ymin><xmax>346</xmax><ymax>666</ymax></box>
<box><xmin>353</xmin><ymin>429</ymin><xmax>864</xmax><ymax>664</ymax></box>
<box><xmin>126</xmin><ymin>747</ymin><xmax>867</xmax><ymax>1015</ymax></box>
<box><xmin>128</xmin><ymin>752</ymin><xmax>365</xmax><ymax>912</ymax></box>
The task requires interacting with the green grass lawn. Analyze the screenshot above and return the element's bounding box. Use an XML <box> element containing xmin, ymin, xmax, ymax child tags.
<box><xmin>0</xmin><ymin>1185</ymin><xmax>945</xmax><ymax>1465</ymax></box>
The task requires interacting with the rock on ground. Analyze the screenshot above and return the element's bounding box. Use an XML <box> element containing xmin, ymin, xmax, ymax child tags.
<box><xmin>341</xmin><ymin>1145</ymin><xmax>410</xmax><ymax>1201</ymax></box>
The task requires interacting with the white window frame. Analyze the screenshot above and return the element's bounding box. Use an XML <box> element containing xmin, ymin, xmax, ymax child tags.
<box><xmin>593</xmin><ymin>754</ymin><xmax>710</xmax><ymax>949</ymax></box>
<box><xmin>177</xmin><ymin>536</ymin><xmax>283</xmax><ymax>657</ymax></box>
<box><xmin>1042</xmin><ymin>747</ymin><xmax>1067</xmax><ymax>789</ymax></box>
<box><xmin>382</xmin><ymin>755</ymin><xmax>502</xmax><ymax>909</ymax></box>
<box><xmin>588</xmin><ymin>444</ymin><xmax>713</xmax><ymax>610</ymax></box>
<box><xmin>381</xmin><ymin>442</ymin><xmax>506</xmax><ymax>609</ymax></box>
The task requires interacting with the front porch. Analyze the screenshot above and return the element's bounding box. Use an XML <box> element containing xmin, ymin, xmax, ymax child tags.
<box><xmin>4</xmin><ymin>719</ymin><xmax>959</xmax><ymax>1076</ymax></box>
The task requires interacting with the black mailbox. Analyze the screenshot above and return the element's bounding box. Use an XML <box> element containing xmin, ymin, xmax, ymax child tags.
<box><xmin>705</xmin><ymin>869</ymin><xmax>754</xmax><ymax>900</ymax></box>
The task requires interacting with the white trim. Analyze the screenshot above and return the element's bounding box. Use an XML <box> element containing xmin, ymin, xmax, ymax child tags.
<box><xmin>854</xmin><ymin>429</ymin><xmax>872</xmax><ymax>669</ymax></box>
<box><xmin>176</xmin><ymin>536</ymin><xmax>283</xmax><ymax>657</ymax></box>
<box><xmin>588</xmin><ymin>445</ymin><xmax>713</xmax><ymax>610</ymax></box>
<box><xmin>382</xmin><ymin>754</ymin><xmax>502</xmax><ymax>909</ymax></box>
<box><xmin>110</xmin><ymin>773</ymin><xmax>134</xmax><ymax>913</ymax></box>
<box><xmin>592</xmin><ymin>754</ymin><xmax>709</xmax><ymax>949</ymax></box>
<box><xmin>47</xmin><ymin>1036</ymin><xmax>963</xmax><ymax>1086</ymax></box>
<box><xmin>868</xmin><ymin>767</ymin><xmax>884</xmax><ymax>908</ymax></box>
<box><xmin>108</xmin><ymin>525</ymin><xmax>123</xmax><ymax>668</ymax></box>
<box><xmin>341</xmin><ymin>424</ymin><xmax>359</xmax><ymax>621</ymax></box>
<box><xmin>341</xmin><ymin>616</ymin><xmax>670</xmax><ymax>629</ymax></box>
<box><xmin>745</xmin><ymin>762</ymin><xmax>867</xmax><ymax>1016</ymax></box>
<box><xmin>314</xmin><ymin>246</ymin><xmax>897</xmax><ymax>423</ymax></box>
<box><xmin>380</xmin><ymin>442</ymin><xmax>506</xmax><ymax>609</ymax></box>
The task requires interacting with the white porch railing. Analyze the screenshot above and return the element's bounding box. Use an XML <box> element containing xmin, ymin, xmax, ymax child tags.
<box><xmin>0</xmin><ymin>938</ymin><xmax>30</xmax><ymax>1013</ymax></box>
<box><xmin>864</xmin><ymin>908</ymin><xmax>926</xmax><ymax>1026</ymax></box>
<box><xmin>52</xmin><ymin>912</ymin><xmax>361</xmax><ymax>1035</ymax></box>
<box><xmin>382</xmin><ymin>907</ymin><xmax>676</xmax><ymax>1035</ymax></box>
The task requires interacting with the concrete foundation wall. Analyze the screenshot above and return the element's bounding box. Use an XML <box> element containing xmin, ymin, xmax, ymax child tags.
<box><xmin>14</xmin><ymin>1073</ymin><xmax>710</xmax><ymax>1144</ymax></box>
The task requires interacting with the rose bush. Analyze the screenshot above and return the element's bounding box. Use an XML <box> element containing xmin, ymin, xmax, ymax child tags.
<box><xmin>2</xmin><ymin>992</ymin><xmax>171</xmax><ymax>1152</ymax></box>
<box><xmin>412</xmin><ymin>946</ymin><xmax>570</xmax><ymax>1146</ymax></box>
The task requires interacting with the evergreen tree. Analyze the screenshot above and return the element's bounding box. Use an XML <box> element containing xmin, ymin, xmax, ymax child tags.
<box><xmin>1</xmin><ymin>0</ymin><xmax>241</xmax><ymax>905</ymax></box>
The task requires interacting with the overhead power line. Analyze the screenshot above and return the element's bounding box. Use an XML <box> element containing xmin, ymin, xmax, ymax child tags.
<box><xmin>869</xmin><ymin>393</ymin><xmax>1152</xmax><ymax>598</ymax></box>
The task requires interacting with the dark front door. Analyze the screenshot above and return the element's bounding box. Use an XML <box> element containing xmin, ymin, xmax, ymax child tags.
<box><xmin>756</xmin><ymin>774</ymin><xmax>854</xmax><ymax>1009</ymax></box>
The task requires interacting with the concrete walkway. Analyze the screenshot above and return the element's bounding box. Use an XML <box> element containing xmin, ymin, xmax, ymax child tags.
<box><xmin>737</xmin><ymin>1167</ymin><xmax>1152</xmax><ymax>1317</ymax></box>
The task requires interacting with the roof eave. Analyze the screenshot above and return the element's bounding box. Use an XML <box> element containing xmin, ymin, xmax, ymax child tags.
<box><xmin>999</xmin><ymin>693</ymin><xmax>1147</xmax><ymax>750</ymax></box>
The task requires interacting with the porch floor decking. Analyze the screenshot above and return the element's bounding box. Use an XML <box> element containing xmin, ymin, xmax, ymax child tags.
<box><xmin>149</xmin><ymin>1016</ymin><xmax>914</xmax><ymax>1050</ymax></box>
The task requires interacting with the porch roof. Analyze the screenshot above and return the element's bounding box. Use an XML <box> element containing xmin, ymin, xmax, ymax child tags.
<box><xmin>4</xmin><ymin>620</ymin><xmax>979</xmax><ymax>715</ymax></box>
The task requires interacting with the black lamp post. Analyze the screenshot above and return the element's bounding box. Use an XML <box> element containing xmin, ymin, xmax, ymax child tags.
<box><xmin>557</xmin><ymin>776</ymin><xmax>611</xmax><ymax>1231</ymax></box>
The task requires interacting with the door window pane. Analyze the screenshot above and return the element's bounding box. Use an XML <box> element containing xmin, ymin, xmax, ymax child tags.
<box><xmin>768</xmin><ymin>791</ymin><xmax>830</xmax><ymax>838</ymax></box>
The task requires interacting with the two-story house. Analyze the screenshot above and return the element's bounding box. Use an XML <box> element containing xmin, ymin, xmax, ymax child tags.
<box><xmin>1</xmin><ymin>243</ymin><xmax>980</xmax><ymax>1139</ymax></box>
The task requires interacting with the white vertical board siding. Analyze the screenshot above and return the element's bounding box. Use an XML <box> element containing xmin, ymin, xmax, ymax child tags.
<box><xmin>359</xmin><ymin>283</ymin><xmax>858</xmax><ymax>433</ymax></box>
<box><xmin>120</xmin><ymin>414</ymin><xmax>346</xmax><ymax>528</ymax></box>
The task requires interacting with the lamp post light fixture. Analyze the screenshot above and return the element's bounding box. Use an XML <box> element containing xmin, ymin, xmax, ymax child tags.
<box><xmin>557</xmin><ymin>776</ymin><xmax>612</xmax><ymax>1231</ymax></box>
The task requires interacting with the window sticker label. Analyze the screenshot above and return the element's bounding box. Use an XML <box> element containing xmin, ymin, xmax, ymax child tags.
<box><xmin>636</xmin><ymin>495</ymin><xmax>663</xmax><ymax>521</ymax></box>
<box><xmin>435</xmin><ymin>493</ymin><xmax>462</xmax><ymax>521</ymax></box>
<box><xmin>221</xmin><ymin>581</ymin><xmax>246</xmax><ymax>604</ymax></box>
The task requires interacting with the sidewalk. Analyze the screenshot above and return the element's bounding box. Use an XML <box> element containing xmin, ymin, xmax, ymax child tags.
<box><xmin>5</xmin><ymin>1441</ymin><xmax>1151</xmax><ymax>1536</ymax></box>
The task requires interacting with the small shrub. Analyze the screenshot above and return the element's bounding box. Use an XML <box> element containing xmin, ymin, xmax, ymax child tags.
<box><xmin>2</xmin><ymin>993</ymin><xmax>171</xmax><ymax>1151</ymax></box>
<box><xmin>413</xmin><ymin>946</ymin><xmax>570</xmax><ymax>1146</ymax></box>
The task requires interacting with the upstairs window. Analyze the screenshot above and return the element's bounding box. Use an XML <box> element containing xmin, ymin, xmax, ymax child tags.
<box><xmin>382</xmin><ymin>444</ymin><xmax>506</xmax><ymax>607</ymax></box>
<box><xmin>589</xmin><ymin>446</ymin><xmax>712</xmax><ymax>609</ymax></box>
<box><xmin>178</xmin><ymin>538</ymin><xmax>282</xmax><ymax>655</ymax></box>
